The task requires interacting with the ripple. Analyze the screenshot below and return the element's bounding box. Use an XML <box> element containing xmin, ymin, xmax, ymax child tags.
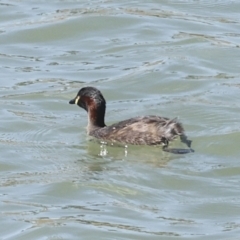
<box><xmin>1</xmin><ymin>0</ymin><xmax>240</xmax><ymax>239</ymax></box>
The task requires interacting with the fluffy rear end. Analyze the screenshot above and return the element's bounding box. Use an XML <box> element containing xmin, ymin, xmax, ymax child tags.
<box><xmin>163</xmin><ymin>118</ymin><xmax>185</xmax><ymax>141</ymax></box>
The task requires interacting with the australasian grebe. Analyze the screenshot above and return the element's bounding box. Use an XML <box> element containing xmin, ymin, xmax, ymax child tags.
<box><xmin>69</xmin><ymin>87</ymin><xmax>194</xmax><ymax>154</ymax></box>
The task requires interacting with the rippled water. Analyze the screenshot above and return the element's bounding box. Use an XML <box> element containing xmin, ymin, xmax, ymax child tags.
<box><xmin>1</xmin><ymin>0</ymin><xmax>240</xmax><ymax>239</ymax></box>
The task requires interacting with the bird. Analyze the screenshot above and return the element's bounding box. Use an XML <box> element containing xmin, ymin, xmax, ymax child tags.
<box><xmin>69</xmin><ymin>87</ymin><xmax>193</xmax><ymax>154</ymax></box>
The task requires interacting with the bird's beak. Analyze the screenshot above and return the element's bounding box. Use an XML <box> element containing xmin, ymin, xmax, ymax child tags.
<box><xmin>69</xmin><ymin>96</ymin><xmax>80</xmax><ymax>105</ymax></box>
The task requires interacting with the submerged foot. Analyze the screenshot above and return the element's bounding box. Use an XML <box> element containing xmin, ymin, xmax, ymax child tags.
<box><xmin>161</xmin><ymin>134</ymin><xmax>194</xmax><ymax>154</ymax></box>
<box><xmin>180</xmin><ymin>135</ymin><xmax>192</xmax><ymax>148</ymax></box>
<box><xmin>162</xmin><ymin>146</ymin><xmax>194</xmax><ymax>154</ymax></box>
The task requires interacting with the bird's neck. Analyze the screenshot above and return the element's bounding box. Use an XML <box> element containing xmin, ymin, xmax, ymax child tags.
<box><xmin>87</xmin><ymin>105</ymin><xmax>106</xmax><ymax>133</ymax></box>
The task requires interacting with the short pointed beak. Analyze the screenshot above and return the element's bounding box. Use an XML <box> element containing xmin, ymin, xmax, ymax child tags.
<box><xmin>69</xmin><ymin>98</ymin><xmax>76</xmax><ymax>104</ymax></box>
<box><xmin>69</xmin><ymin>95</ymin><xmax>80</xmax><ymax>105</ymax></box>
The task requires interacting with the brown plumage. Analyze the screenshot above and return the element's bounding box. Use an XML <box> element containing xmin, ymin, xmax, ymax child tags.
<box><xmin>69</xmin><ymin>87</ymin><xmax>193</xmax><ymax>154</ymax></box>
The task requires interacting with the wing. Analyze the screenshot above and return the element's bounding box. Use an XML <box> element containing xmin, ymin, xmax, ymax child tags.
<box><xmin>91</xmin><ymin>116</ymin><xmax>184</xmax><ymax>145</ymax></box>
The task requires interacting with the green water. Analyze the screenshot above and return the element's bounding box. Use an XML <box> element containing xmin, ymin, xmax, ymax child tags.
<box><xmin>1</xmin><ymin>1</ymin><xmax>240</xmax><ymax>239</ymax></box>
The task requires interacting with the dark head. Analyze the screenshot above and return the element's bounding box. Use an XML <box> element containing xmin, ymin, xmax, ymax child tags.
<box><xmin>69</xmin><ymin>87</ymin><xmax>106</xmax><ymax>127</ymax></box>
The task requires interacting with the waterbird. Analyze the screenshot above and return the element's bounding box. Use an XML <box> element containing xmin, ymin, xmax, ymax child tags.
<box><xmin>69</xmin><ymin>87</ymin><xmax>194</xmax><ymax>154</ymax></box>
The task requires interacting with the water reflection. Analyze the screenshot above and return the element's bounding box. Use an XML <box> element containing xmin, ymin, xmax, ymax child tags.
<box><xmin>84</xmin><ymin>140</ymin><xmax>176</xmax><ymax>171</ymax></box>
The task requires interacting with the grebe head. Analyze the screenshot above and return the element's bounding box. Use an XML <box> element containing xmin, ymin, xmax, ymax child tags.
<box><xmin>69</xmin><ymin>87</ymin><xmax>106</xmax><ymax>127</ymax></box>
<box><xmin>69</xmin><ymin>87</ymin><xmax>105</xmax><ymax>111</ymax></box>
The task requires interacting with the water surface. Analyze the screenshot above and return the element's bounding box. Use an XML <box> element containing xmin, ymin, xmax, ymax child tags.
<box><xmin>1</xmin><ymin>0</ymin><xmax>240</xmax><ymax>239</ymax></box>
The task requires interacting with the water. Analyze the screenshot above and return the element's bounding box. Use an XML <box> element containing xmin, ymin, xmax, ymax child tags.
<box><xmin>1</xmin><ymin>0</ymin><xmax>240</xmax><ymax>239</ymax></box>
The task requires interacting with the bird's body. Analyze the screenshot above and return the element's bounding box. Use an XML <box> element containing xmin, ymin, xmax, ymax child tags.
<box><xmin>89</xmin><ymin>116</ymin><xmax>183</xmax><ymax>146</ymax></box>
